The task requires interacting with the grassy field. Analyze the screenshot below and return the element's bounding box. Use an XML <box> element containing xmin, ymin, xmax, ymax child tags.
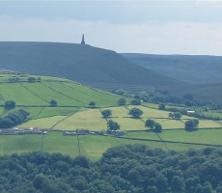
<box><xmin>0</xmin><ymin>73</ymin><xmax>122</xmax><ymax>107</ymax></box>
<box><xmin>126</xmin><ymin>128</ymin><xmax>222</xmax><ymax>145</ymax></box>
<box><xmin>1</xmin><ymin>72</ymin><xmax>222</xmax><ymax>159</ymax></box>
<box><xmin>0</xmin><ymin>131</ymin><xmax>217</xmax><ymax>160</ymax></box>
<box><xmin>20</xmin><ymin>105</ymin><xmax>222</xmax><ymax>131</ymax></box>
<box><xmin>1</xmin><ymin>73</ymin><xmax>221</xmax><ymax>131</ymax></box>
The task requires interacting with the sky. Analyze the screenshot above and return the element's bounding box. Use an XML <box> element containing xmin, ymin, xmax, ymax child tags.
<box><xmin>0</xmin><ymin>1</ymin><xmax>222</xmax><ymax>55</ymax></box>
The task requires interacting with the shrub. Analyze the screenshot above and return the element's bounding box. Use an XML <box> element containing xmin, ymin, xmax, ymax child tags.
<box><xmin>4</xmin><ymin>100</ymin><xmax>16</xmax><ymax>111</ymax></box>
<box><xmin>129</xmin><ymin>108</ymin><xmax>143</xmax><ymax>118</ymax></box>
<box><xmin>89</xmin><ymin>101</ymin><xmax>96</xmax><ymax>108</ymax></box>
<box><xmin>153</xmin><ymin>123</ymin><xmax>162</xmax><ymax>133</ymax></box>
<box><xmin>145</xmin><ymin>119</ymin><xmax>162</xmax><ymax>133</ymax></box>
<box><xmin>107</xmin><ymin>120</ymin><xmax>120</xmax><ymax>131</ymax></box>
<box><xmin>101</xmin><ymin>109</ymin><xmax>112</xmax><ymax>119</ymax></box>
<box><xmin>145</xmin><ymin>119</ymin><xmax>155</xmax><ymax>129</ymax></box>
<box><xmin>185</xmin><ymin>119</ymin><xmax>199</xmax><ymax>131</ymax></box>
<box><xmin>49</xmin><ymin>99</ymin><xmax>58</xmax><ymax>107</ymax></box>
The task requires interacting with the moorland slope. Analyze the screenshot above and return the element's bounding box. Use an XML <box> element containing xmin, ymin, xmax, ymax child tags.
<box><xmin>0</xmin><ymin>42</ymin><xmax>183</xmax><ymax>91</ymax></box>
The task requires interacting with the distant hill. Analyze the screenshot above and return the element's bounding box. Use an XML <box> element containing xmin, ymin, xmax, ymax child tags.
<box><xmin>0</xmin><ymin>42</ymin><xmax>183</xmax><ymax>91</ymax></box>
<box><xmin>122</xmin><ymin>53</ymin><xmax>222</xmax><ymax>84</ymax></box>
<box><xmin>122</xmin><ymin>53</ymin><xmax>222</xmax><ymax>104</ymax></box>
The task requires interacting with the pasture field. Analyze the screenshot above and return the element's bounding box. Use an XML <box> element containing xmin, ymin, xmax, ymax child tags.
<box><xmin>23</xmin><ymin>106</ymin><xmax>81</xmax><ymax>119</ymax></box>
<box><xmin>203</xmin><ymin>111</ymin><xmax>222</xmax><ymax>119</ymax></box>
<box><xmin>20</xmin><ymin>105</ymin><xmax>222</xmax><ymax>131</ymax></box>
<box><xmin>21</xmin><ymin>116</ymin><xmax>66</xmax><ymax>129</ymax></box>
<box><xmin>126</xmin><ymin>128</ymin><xmax>222</xmax><ymax>145</ymax></box>
<box><xmin>0</xmin><ymin>73</ymin><xmax>122</xmax><ymax>107</ymax></box>
<box><xmin>1</xmin><ymin>72</ymin><xmax>222</xmax><ymax>159</ymax></box>
<box><xmin>0</xmin><ymin>131</ymin><xmax>215</xmax><ymax>160</ymax></box>
<box><xmin>54</xmin><ymin>109</ymin><xmax>107</xmax><ymax>130</ymax></box>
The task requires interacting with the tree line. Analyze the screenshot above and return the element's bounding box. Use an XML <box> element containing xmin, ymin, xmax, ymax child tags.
<box><xmin>0</xmin><ymin>109</ymin><xmax>29</xmax><ymax>129</ymax></box>
<box><xmin>0</xmin><ymin>145</ymin><xmax>221</xmax><ymax>193</ymax></box>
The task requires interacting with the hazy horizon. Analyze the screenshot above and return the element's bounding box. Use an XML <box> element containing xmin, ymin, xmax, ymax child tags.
<box><xmin>0</xmin><ymin>1</ymin><xmax>222</xmax><ymax>55</ymax></box>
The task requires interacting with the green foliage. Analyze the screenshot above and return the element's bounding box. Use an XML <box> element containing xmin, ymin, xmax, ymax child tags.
<box><xmin>153</xmin><ymin>122</ymin><xmax>162</xmax><ymax>133</ymax></box>
<box><xmin>101</xmin><ymin>109</ymin><xmax>112</xmax><ymax>118</ymax></box>
<box><xmin>185</xmin><ymin>119</ymin><xmax>199</xmax><ymax>131</ymax></box>
<box><xmin>0</xmin><ymin>145</ymin><xmax>221</xmax><ymax>193</ymax></box>
<box><xmin>88</xmin><ymin>101</ymin><xmax>96</xmax><ymax>108</ymax></box>
<box><xmin>145</xmin><ymin>119</ymin><xmax>162</xmax><ymax>133</ymax></box>
<box><xmin>4</xmin><ymin>100</ymin><xmax>16</xmax><ymax>111</ymax></box>
<box><xmin>107</xmin><ymin>120</ymin><xmax>120</xmax><ymax>131</ymax></box>
<box><xmin>49</xmin><ymin>99</ymin><xmax>58</xmax><ymax>107</ymax></box>
<box><xmin>129</xmin><ymin>108</ymin><xmax>143</xmax><ymax>118</ymax></box>
<box><xmin>145</xmin><ymin>119</ymin><xmax>155</xmax><ymax>129</ymax></box>
<box><xmin>0</xmin><ymin>109</ymin><xmax>29</xmax><ymax>128</ymax></box>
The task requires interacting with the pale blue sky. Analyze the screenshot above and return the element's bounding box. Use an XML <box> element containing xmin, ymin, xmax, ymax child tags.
<box><xmin>0</xmin><ymin>1</ymin><xmax>222</xmax><ymax>55</ymax></box>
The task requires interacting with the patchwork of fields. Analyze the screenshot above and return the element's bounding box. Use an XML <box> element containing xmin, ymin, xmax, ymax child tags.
<box><xmin>0</xmin><ymin>129</ymin><xmax>222</xmax><ymax>160</ymax></box>
<box><xmin>0</xmin><ymin>73</ymin><xmax>222</xmax><ymax>159</ymax></box>
<box><xmin>0</xmin><ymin>74</ymin><xmax>122</xmax><ymax>107</ymax></box>
<box><xmin>21</xmin><ymin>105</ymin><xmax>222</xmax><ymax>131</ymax></box>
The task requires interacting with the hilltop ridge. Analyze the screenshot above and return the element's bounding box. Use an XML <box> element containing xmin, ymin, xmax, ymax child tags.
<box><xmin>0</xmin><ymin>41</ymin><xmax>184</xmax><ymax>91</ymax></box>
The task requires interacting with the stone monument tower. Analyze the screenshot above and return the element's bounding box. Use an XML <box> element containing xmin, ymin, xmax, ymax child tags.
<box><xmin>81</xmin><ymin>34</ymin><xmax>85</xmax><ymax>46</ymax></box>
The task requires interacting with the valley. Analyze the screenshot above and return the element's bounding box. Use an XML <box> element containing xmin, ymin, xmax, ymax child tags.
<box><xmin>1</xmin><ymin>2</ymin><xmax>222</xmax><ymax>193</ymax></box>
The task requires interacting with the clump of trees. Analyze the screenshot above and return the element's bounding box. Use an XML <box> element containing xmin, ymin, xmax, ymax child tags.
<box><xmin>4</xmin><ymin>100</ymin><xmax>16</xmax><ymax>111</ymax></box>
<box><xmin>49</xmin><ymin>99</ymin><xmax>58</xmax><ymax>107</ymax></box>
<box><xmin>145</xmin><ymin>119</ymin><xmax>162</xmax><ymax>133</ymax></box>
<box><xmin>0</xmin><ymin>109</ymin><xmax>29</xmax><ymax>129</ymax></box>
<box><xmin>0</xmin><ymin>145</ymin><xmax>221</xmax><ymax>193</ymax></box>
<box><xmin>88</xmin><ymin>101</ymin><xmax>96</xmax><ymax>108</ymax></box>
<box><xmin>101</xmin><ymin>109</ymin><xmax>112</xmax><ymax>118</ymax></box>
<box><xmin>185</xmin><ymin>119</ymin><xmax>199</xmax><ymax>131</ymax></box>
<box><xmin>117</xmin><ymin>98</ymin><xmax>126</xmax><ymax>106</ymax></box>
<box><xmin>169</xmin><ymin>112</ymin><xmax>182</xmax><ymax>120</ymax></box>
<box><xmin>129</xmin><ymin>108</ymin><xmax>143</xmax><ymax>118</ymax></box>
<box><xmin>145</xmin><ymin>119</ymin><xmax>155</xmax><ymax>128</ymax></box>
<box><xmin>107</xmin><ymin>120</ymin><xmax>120</xmax><ymax>131</ymax></box>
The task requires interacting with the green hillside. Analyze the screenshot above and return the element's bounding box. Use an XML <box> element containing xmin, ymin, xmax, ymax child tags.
<box><xmin>0</xmin><ymin>72</ymin><xmax>221</xmax><ymax>161</ymax></box>
<box><xmin>0</xmin><ymin>72</ymin><xmax>123</xmax><ymax>118</ymax></box>
<box><xmin>0</xmin><ymin>42</ymin><xmax>185</xmax><ymax>91</ymax></box>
